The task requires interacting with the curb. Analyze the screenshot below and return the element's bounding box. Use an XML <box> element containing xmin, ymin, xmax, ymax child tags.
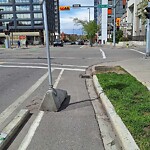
<box><xmin>0</xmin><ymin>109</ymin><xmax>30</xmax><ymax>150</ymax></box>
<box><xmin>93</xmin><ymin>75</ymin><xmax>140</xmax><ymax>150</ymax></box>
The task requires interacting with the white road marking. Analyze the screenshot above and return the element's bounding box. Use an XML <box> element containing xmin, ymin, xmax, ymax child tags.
<box><xmin>18</xmin><ymin>69</ymin><xmax>65</xmax><ymax>150</ymax></box>
<box><xmin>99</xmin><ymin>49</ymin><xmax>106</xmax><ymax>59</ymax></box>
<box><xmin>0</xmin><ymin>65</ymin><xmax>85</xmax><ymax>71</ymax></box>
<box><xmin>130</xmin><ymin>49</ymin><xmax>145</xmax><ymax>55</ymax></box>
<box><xmin>53</xmin><ymin>69</ymin><xmax>64</xmax><ymax>88</ymax></box>
<box><xmin>3</xmin><ymin>62</ymin><xmax>88</xmax><ymax>68</ymax></box>
<box><xmin>0</xmin><ymin>71</ymin><xmax>50</xmax><ymax>125</ymax></box>
<box><xmin>18</xmin><ymin>111</ymin><xmax>44</xmax><ymax>150</ymax></box>
<box><xmin>80</xmin><ymin>45</ymin><xmax>85</xmax><ymax>48</ymax></box>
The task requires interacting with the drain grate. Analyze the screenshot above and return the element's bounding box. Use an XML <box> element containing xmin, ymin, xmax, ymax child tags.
<box><xmin>79</xmin><ymin>73</ymin><xmax>91</xmax><ymax>79</ymax></box>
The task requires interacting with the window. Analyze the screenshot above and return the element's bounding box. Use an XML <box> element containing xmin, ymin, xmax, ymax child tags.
<box><xmin>18</xmin><ymin>21</ymin><xmax>31</xmax><ymax>26</ymax></box>
<box><xmin>33</xmin><ymin>5</ymin><xmax>41</xmax><ymax>11</ymax></box>
<box><xmin>15</xmin><ymin>0</ymin><xmax>29</xmax><ymax>3</ymax></box>
<box><xmin>0</xmin><ymin>6</ymin><xmax>13</xmax><ymax>11</ymax></box>
<box><xmin>34</xmin><ymin>13</ymin><xmax>42</xmax><ymax>18</ymax></box>
<box><xmin>16</xmin><ymin>6</ymin><xmax>30</xmax><ymax>11</ymax></box>
<box><xmin>1</xmin><ymin>14</ymin><xmax>13</xmax><ymax>19</ymax></box>
<box><xmin>34</xmin><ymin>21</ymin><xmax>42</xmax><ymax>25</ymax></box>
<box><xmin>16</xmin><ymin>13</ymin><xmax>30</xmax><ymax>19</ymax></box>
<box><xmin>33</xmin><ymin>0</ymin><xmax>38</xmax><ymax>3</ymax></box>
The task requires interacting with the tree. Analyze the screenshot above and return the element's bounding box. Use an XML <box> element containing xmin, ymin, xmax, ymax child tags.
<box><xmin>73</xmin><ymin>18</ymin><xmax>99</xmax><ymax>46</ymax></box>
<box><xmin>138</xmin><ymin>0</ymin><xmax>148</xmax><ymax>25</ymax></box>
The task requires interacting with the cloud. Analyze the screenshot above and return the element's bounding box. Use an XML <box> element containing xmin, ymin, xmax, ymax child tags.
<box><xmin>59</xmin><ymin>0</ymin><xmax>94</xmax><ymax>34</ymax></box>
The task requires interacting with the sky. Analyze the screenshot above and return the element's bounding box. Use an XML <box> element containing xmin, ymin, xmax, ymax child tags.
<box><xmin>59</xmin><ymin>0</ymin><xmax>94</xmax><ymax>35</ymax></box>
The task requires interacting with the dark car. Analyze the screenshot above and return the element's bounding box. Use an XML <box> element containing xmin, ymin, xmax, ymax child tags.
<box><xmin>53</xmin><ymin>39</ymin><xmax>63</xmax><ymax>47</ymax></box>
<box><xmin>77</xmin><ymin>40</ymin><xmax>84</xmax><ymax>45</ymax></box>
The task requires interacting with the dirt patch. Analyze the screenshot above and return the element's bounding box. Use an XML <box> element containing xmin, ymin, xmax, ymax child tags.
<box><xmin>93</xmin><ymin>66</ymin><xmax>128</xmax><ymax>74</ymax></box>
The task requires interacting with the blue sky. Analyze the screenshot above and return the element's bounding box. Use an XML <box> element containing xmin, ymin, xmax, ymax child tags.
<box><xmin>59</xmin><ymin>0</ymin><xmax>94</xmax><ymax>35</ymax></box>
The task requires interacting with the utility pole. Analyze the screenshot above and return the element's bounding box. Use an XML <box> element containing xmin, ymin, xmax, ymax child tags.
<box><xmin>145</xmin><ymin>0</ymin><xmax>150</xmax><ymax>56</ymax></box>
<box><xmin>113</xmin><ymin>0</ymin><xmax>116</xmax><ymax>47</ymax></box>
<box><xmin>88</xmin><ymin>8</ymin><xmax>90</xmax><ymax>22</ymax></box>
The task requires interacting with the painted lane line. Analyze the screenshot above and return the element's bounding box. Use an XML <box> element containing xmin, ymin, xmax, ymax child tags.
<box><xmin>18</xmin><ymin>111</ymin><xmax>44</xmax><ymax>150</ymax></box>
<box><xmin>3</xmin><ymin>62</ymin><xmax>88</xmax><ymax>68</ymax></box>
<box><xmin>0</xmin><ymin>65</ymin><xmax>85</xmax><ymax>71</ymax></box>
<box><xmin>53</xmin><ymin>69</ymin><xmax>64</xmax><ymax>88</ymax></box>
<box><xmin>0</xmin><ymin>65</ymin><xmax>47</xmax><ymax>69</ymax></box>
<box><xmin>0</xmin><ymin>71</ymin><xmax>50</xmax><ymax>125</ymax></box>
<box><xmin>18</xmin><ymin>69</ymin><xmax>65</xmax><ymax>150</ymax></box>
<box><xmin>99</xmin><ymin>49</ymin><xmax>106</xmax><ymax>59</ymax></box>
<box><xmin>130</xmin><ymin>49</ymin><xmax>145</xmax><ymax>55</ymax></box>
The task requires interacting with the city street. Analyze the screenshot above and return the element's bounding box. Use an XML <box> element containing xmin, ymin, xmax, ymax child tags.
<box><xmin>0</xmin><ymin>44</ymin><xmax>148</xmax><ymax>149</ymax></box>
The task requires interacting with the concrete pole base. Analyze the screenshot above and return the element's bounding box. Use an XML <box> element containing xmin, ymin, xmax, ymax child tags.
<box><xmin>39</xmin><ymin>88</ymin><xmax>67</xmax><ymax>112</ymax></box>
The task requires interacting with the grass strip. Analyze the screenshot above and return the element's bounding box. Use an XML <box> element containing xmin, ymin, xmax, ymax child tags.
<box><xmin>96</xmin><ymin>72</ymin><xmax>150</xmax><ymax>150</ymax></box>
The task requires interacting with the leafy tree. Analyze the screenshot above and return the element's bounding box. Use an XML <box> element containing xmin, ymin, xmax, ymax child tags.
<box><xmin>73</xmin><ymin>18</ymin><xmax>99</xmax><ymax>46</ymax></box>
<box><xmin>138</xmin><ymin>0</ymin><xmax>148</xmax><ymax>25</ymax></box>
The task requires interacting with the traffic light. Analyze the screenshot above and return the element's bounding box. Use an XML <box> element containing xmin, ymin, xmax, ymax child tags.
<box><xmin>59</xmin><ymin>6</ymin><xmax>70</xmax><ymax>11</ymax></box>
<box><xmin>144</xmin><ymin>7</ymin><xmax>150</xmax><ymax>19</ymax></box>
<box><xmin>116</xmin><ymin>18</ymin><xmax>121</xmax><ymax>27</ymax></box>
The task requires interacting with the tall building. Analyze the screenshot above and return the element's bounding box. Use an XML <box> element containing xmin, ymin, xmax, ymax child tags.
<box><xmin>97</xmin><ymin>0</ymin><xmax>126</xmax><ymax>44</ymax></box>
<box><xmin>0</xmin><ymin>0</ymin><xmax>60</xmax><ymax>45</ymax></box>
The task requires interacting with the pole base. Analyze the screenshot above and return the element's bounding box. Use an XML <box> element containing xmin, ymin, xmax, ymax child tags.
<box><xmin>39</xmin><ymin>88</ymin><xmax>67</xmax><ymax>112</ymax></box>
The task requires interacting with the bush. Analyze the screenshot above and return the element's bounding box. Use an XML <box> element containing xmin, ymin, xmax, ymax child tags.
<box><xmin>119</xmin><ymin>37</ymin><xmax>129</xmax><ymax>41</ymax></box>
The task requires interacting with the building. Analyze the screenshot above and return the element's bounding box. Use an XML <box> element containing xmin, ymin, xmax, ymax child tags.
<box><xmin>127</xmin><ymin>0</ymin><xmax>147</xmax><ymax>41</ymax></box>
<box><xmin>0</xmin><ymin>0</ymin><xmax>60</xmax><ymax>45</ymax></box>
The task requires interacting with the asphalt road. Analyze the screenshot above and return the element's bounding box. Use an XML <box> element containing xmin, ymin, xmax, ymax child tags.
<box><xmin>0</xmin><ymin>44</ymin><xmax>146</xmax><ymax>149</ymax></box>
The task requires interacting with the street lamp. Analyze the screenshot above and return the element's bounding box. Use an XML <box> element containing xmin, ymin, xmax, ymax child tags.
<box><xmin>88</xmin><ymin>8</ymin><xmax>90</xmax><ymax>22</ymax></box>
<box><xmin>39</xmin><ymin>0</ymin><xmax>67</xmax><ymax>112</ymax></box>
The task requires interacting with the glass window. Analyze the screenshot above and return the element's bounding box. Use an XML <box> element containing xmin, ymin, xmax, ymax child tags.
<box><xmin>16</xmin><ymin>6</ymin><xmax>30</xmax><ymax>11</ymax></box>
<box><xmin>33</xmin><ymin>0</ymin><xmax>38</xmax><ymax>3</ymax></box>
<box><xmin>33</xmin><ymin>5</ymin><xmax>41</xmax><ymax>11</ymax></box>
<box><xmin>34</xmin><ymin>13</ymin><xmax>42</xmax><ymax>18</ymax></box>
<box><xmin>0</xmin><ymin>14</ymin><xmax>13</xmax><ymax>19</ymax></box>
<box><xmin>0</xmin><ymin>6</ymin><xmax>13</xmax><ymax>11</ymax></box>
<box><xmin>16</xmin><ymin>13</ymin><xmax>30</xmax><ymax>19</ymax></box>
<box><xmin>18</xmin><ymin>21</ymin><xmax>31</xmax><ymax>26</ymax></box>
<box><xmin>0</xmin><ymin>0</ymin><xmax>12</xmax><ymax>3</ymax></box>
<box><xmin>15</xmin><ymin>0</ymin><xmax>29</xmax><ymax>3</ymax></box>
<box><xmin>34</xmin><ymin>21</ymin><xmax>42</xmax><ymax>25</ymax></box>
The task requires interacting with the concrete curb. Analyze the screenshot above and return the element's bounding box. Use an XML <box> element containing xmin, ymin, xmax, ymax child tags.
<box><xmin>93</xmin><ymin>75</ymin><xmax>140</xmax><ymax>150</ymax></box>
<box><xmin>0</xmin><ymin>109</ymin><xmax>30</xmax><ymax>150</ymax></box>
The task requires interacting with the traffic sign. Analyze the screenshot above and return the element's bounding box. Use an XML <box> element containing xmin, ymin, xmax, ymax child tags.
<box><xmin>98</xmin><ymin>4</ymin><xmax>108</xmax><ymax>8</ymax></box>
<box><xmin>72</xmin><ymin>4</ymin><xmax>81</xmax><ymax>7</ymax></box>
<box><xmin>59</xmin><ymin>6</ymin><xmax>70</xmax><ymax>11</ymax></box>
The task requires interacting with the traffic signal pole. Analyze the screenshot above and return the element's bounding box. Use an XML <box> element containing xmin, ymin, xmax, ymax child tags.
<box><xmin>113</xmin><ymin>0</ymin><xmax>116</xmax><ymax>47</ymax></box>
<box><xmin>146</xmin><ymin>1</ymin><xmax>150</xmax><ymax>56</ymax></box>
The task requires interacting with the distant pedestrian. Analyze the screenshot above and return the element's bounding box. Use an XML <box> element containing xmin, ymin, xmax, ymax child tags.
<box><xmin>25</xmin><ymin>40</ymin><xmax>28</xmax><ymax>47</ymax></box>
<box><xmin>17</xmin><ymin>40</ymin><xmax>20</xmax><ymax>48</ymax></box>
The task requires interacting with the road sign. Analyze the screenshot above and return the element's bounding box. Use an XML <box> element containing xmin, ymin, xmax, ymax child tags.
<box><xmin>98</xmin><ymin>4</ymin><xmax>108</xmax><ymax>8</ymax></box>
<box><xmin>59</xmin><ymin>6</ymin><xmax>70</xmax><ymax>11</ymax></box>
<box><xmin>72</xmin><ymin>4</ymin><xmax>81</xmax><ymax>7</ymax></box>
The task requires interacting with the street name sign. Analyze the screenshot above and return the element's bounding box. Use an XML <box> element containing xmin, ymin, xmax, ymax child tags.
<box><xmin>98</xmin><ymin>4</ymin><xmax>108</xmax><ymax>8</ymax></box>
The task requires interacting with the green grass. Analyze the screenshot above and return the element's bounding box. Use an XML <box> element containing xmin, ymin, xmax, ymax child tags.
<box><xmin>96</xmin><ymin>73</ymin><xmax>150</xmax><ymax>150</ymax></box>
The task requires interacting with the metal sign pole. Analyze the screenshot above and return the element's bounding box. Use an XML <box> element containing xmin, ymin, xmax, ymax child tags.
<box><xmin>42</xmin><ymin>0</ymin><xmax>53</xmax><ymax>89</ymax></box>
<box><xmin>146</xmin><ymin>1</ymin><xmax>150</xmax><ymax>56</ymax></box>
<box><xmin>113</xmin><ymin>0</ymin><xmax>116</xmax><ymax>47</ymax></box>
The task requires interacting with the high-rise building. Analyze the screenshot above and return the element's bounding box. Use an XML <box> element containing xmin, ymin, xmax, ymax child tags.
<box><xmin>97</xmin><ymin>0</ymin><xmax>126</xmax><ymax>44</ymax></box>
<box><xmin>0</xmin><ymin>0</ymin><xmax>60</xmax><ymax>45</ymax></box>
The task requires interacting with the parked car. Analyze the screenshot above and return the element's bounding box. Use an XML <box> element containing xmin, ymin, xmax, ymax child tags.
<box><xmin>77</xmin><ymin>40</ymin><xmax>84</xmax><ymax>45</ymax></box>
<box><xmin>53</xmin><ymin>39</ymin><xmax>63</xmax><ymax>47</ymax></box>
<box><xmin>71</xmin><ymin>41</ymin><xmax>76</xmax><ymax>45</ymax></box>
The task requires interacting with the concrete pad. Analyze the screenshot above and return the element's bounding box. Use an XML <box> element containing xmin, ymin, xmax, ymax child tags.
<box><xmin>39</xmin><ymin>88</ymin><xmax>67</xmax><ymax>112</ymax></box>
<box><xmin>0</xmin><ymin>109</ymin><xmax>30</xmax><ymax>150</ymax></box>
